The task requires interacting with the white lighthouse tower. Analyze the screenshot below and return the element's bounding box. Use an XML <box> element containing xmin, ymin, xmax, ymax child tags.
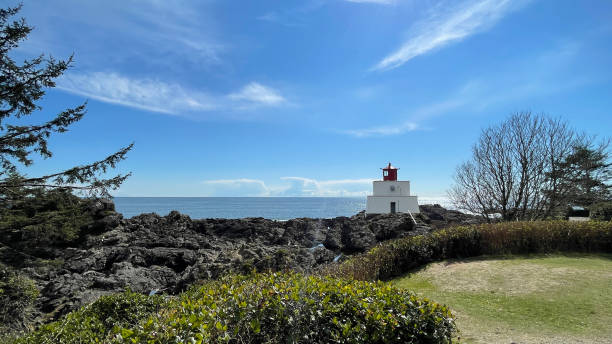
<box><xmin>366</xmin><ymin>163</ymin><xmax>419</xmax><ymax>214</ymax></box>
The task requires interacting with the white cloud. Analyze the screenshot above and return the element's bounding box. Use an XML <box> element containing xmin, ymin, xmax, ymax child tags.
<box><xmin>345</xmin><ymin>0</ymin><xmax>395</xmax><ymax>4</ymax></box>
<box><xmin>342</xmin><ymin>121</ymin><xmax>419</xmax><ymax>138</ymax></box>
<box><xmin>228</xmin><ymin>82</ymin><xmax>286</xmax><ymax>106</ymax></box>
<box><xmin>58</xmin><ymin>72</ymin><xmax>287</xmax><ymax>115</ymax></box>
<box><xmin>202</xmin><ymin>179</ymin><xmax>270</xmax><ymax>196</ymax></box>
<box><xmin>279</xmin><ymin>177</ymin><xmax>372</xmax><ymax>196</ymax></box>
<box><xmin>200</xmin><ymin>177</ymin><xmax>372</xmax><ymax>197</ymax></box>
<box><xmin>58</xmin><ymin>72</ymin><xmax>216</xmax><ymax>115</ymax></box>
<box><xmin>373</xmin><ymin>0</ymin><xmax>529</xmax><ymax>70</ymax></box>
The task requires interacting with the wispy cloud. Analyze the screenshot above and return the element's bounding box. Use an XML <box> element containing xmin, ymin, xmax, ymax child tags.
<box><xmin>228</xmin><ymin>82</ymin><xmax>286</xmax><ymax>106</ymax></box>
<box><xmin>58</xmin><ymin>72</ymin><xmax>215</xmax><ymax>115</ymax></box>
<box><xmin>341</xmin><ymin>73</ymin><xmax>580</xmax><ymax>138</ymax></box>
<box><xmin>203</xmin><ymin>178</ymin><xmax>268</xmax><ymax>186</ymax></box>
<box><xmin>345</xmin><ymin>0</ymin><xmax>395</xmax><ymax>4</ymax></box>
<box><xmin>346</xmin><ymin>40</ymin><xmax>587</xmax><ymax>138</ymax></box>
<box><xmin>19</xmin><ymin>1</ymin><xmax>224</xmax><ymax>69</ymax></box>
<box><xmin>58</xmin><ymin>72</ymin><xmax>287</xmax><ymax>115</ymax></box>
<box><xmin>373</xmin><ymin>0</ymin><xmax>529</xmax><ymax>71</ymax></box>
<box><xmin>342</xmin><ymin>121</ymin><xmax>419</xmax><ymax>138</ymax></box>
<box><xmin>257</xmin><ymin>12</ymin><xmax>284</xmax><ymax>24</ymax></box>
<box><xmin>257</xmin><ymin>0</ymin><xmax>327</xmax><ymax>27</ymax></box>
<box><xmin>201</xmin><ymin>177</ymin><xmax>372</xmax><ymax>197</ymax></box>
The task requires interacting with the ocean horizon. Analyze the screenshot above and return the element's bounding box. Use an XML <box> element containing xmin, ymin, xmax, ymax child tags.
<box><xmin>113</xmin><ymin>196</ymin><xmax>452</xmax><ymax>220</ymax></box>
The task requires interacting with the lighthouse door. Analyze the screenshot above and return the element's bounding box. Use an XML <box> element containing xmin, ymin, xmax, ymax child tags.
<box><xmin>390</xmin><ymin>202</ymin><xmax>396</xmax><ymax>214</ymax></box>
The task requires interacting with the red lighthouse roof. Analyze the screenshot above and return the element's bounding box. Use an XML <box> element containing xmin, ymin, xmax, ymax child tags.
<box><xmin>384</xmin><ymin>162</ymin><xmax>397</xmax><ymax>170</ymax></box>
<box><xmin>381</xmin><ymin>162</ymin><xmax>398</xmax><ymax>181</ymax></box>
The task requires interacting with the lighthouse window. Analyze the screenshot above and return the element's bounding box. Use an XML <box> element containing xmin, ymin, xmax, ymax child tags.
<box><xmin>383</xmin><ymin>170</ymin><xmax>388</xmax><ymax>177</ymax></box>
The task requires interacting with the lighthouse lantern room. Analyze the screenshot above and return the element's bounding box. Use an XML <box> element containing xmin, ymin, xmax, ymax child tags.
<box><xmin>382</xmin><ymin>162</ymin><xmax>398</xmax><ymax>181</ymax></box>
<box><xmin>366</xmin><ymin>163</ymin><xmax>419</xmax><ymax>214</ymax></box>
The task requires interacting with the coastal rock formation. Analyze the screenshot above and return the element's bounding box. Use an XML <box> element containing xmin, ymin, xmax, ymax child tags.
<box><xmin>416</xmin><ymin>204</ymin><xmax>482</xmax><ymax>229</ymax></box>
<box><xmin>1</xmin><ymin>201</ymin><xmax>479</xmax><ymax>326</ymax></box>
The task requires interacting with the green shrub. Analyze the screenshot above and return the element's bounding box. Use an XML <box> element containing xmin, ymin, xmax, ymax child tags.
<box><xmin>117</xmin><ymin>272</ymin><xmax>454</xmax><ymax>344</ymax></box>
<box><xmin>590</xmin><ymin>202</ymin><xmax>612</xmax><ymax>221</ymax></box>
<box><xmin>0</xmin><ymin>188</ymin><xmax>94</xmax><ymax>254</ymax></box>
<box><xmin>327</xmin><ymin>221</ymin><xmax>612</xmax><ymax>281</ymax></box>
<box><xmin>14</xmin><ymin>273</ymin><xmax>455</xmax><ymax>344</ymax></box>
<box><xmin>0</xmin><ymin>265</ymin><xmax>39</xmax><ymax>334</ymax></box>
<box><xmin>14</xmin><ymin>291</ymin><xmax>164</xmax><ymax>344</ymax></box>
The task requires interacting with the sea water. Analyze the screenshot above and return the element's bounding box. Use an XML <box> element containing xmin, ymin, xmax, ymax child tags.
<box><xmin>113</xmin><ymin>197</ymin><xmax>366</xmax><ymax>220</ymax></box>
<box><xmin>113</xmin><ymin>196</ymin><xmax>452</xmax><ymax>220</ymax></box>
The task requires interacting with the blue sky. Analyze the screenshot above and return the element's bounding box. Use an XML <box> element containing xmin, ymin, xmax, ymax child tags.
<box><xmin>12</xmin><ymin>0</ymin><xmax>612</xmax><ymax>198</ymax></box>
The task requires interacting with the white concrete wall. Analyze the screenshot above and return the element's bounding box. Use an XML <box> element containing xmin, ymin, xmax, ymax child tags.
<box><xmin>366</xmin><ymin>196</ymin><xmax>419</xmax><ymax>214</ymax></box>
<box><xmin>372</xmin><ymin>181</ymin><xmax>411</xmax><ymax>196</ymax></box>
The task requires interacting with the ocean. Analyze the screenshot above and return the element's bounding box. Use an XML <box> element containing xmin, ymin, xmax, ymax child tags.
<box><xmin>113</xmin><ymin>197</ymin><xmax>366</xmax><ymax>220</ymax></box>
<box><xmin>113</xmin><ymin>197</ymin><xmax>452</xmax><ymax>220</ymax></box>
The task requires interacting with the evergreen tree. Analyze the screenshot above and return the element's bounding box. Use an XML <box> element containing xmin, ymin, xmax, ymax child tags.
<box><xmin>557</xmin><ymin>142</ymin><xmax>611</xmax><ymax>208</ymax></box>
<box><xmin>0</xmin><ymin>5</ymin><xmax>132</xmax><ymax>201</ymax></box>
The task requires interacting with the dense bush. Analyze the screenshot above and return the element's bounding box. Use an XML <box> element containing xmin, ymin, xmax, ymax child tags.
<box><xmin>590</xmin><ymin>202</ymin><xmax>612</xmax><ymax>221</ymax></box>
<box><xmin>14</xmin><ymin>291</ymin><xmax>164</xmax><ymax>344</ymax></box>
<box><xmin>14</xmin><ymin>273</ymin><xmax>455</xmax><ymax>344</ymax></box>
<box><xmin>0</xmin><ymin>265</ymin><xmax>39</xmax><ymax>334</ymax></box>
<box><xmin>0</xmin><ymin>188</ymin><xmax>94</xmax><ymax>249</ymax></box>
<box><xmin>327</xmin><ymin>221</ymin><xmax>612</xmax><ymax>281</ymax></box>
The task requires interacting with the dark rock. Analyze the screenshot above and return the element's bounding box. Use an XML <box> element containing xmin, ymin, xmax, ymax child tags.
<box><xmin>418</xmin><ymin>204</ymin><xmax>482</xmax><ymax>229</ymax></box>
<box><xmin>323</xmin><ymin>226</ymin><xmax>342</xmax><ymax>250</ymax></box>
<box><xmin>4</xmin><ymin>200</ymin><xmax>480</xmax><ymax>329</ymax></box>
<box><xmin>87</xmin><ymin>198</ymin><xmax>115</xmax><ymax>215</ymax></box>
<box><xmin>342</xmin><ymin>224</ymin><xmax>377</xmax><ymax>252</ymax></box>
<box><xmin>96</xmin><ymin>213</ymin><xmax>122</xmax><ymax>229</ymax></box>
<box><xmin>368</xmin><ymin>213</ymin><xmax>415</xmax><ymax>240</ymax></box>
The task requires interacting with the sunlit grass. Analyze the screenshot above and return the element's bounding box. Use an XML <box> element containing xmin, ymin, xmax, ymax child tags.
<box><xmin>392</xmin><ymin>254</ymin><xmax>612</xmax><ymax>344</ymax></box>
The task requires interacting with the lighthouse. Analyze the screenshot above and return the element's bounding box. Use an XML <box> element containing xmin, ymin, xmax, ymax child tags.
<box><xmin>366</xmin><ymin>163</ymin><xmax>419</xmax><ymax>214</ymax></box>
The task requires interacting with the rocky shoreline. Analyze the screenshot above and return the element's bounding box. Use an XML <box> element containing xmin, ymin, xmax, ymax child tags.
<box><xmin>1</xmin><ymin>200</ymin><xmax>479</xmax><ymax>328</ymax></box>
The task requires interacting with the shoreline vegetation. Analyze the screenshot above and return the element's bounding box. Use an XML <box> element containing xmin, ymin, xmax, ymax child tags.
<box><xmin>0</xmin><ymin>3</ymin><xmax>610</xmax><ymax>343</ymax></box>
<box><xmin>0</xmin><ymin>199</ymin><xmax>473</xmax><ymax>341</ymax></box>
<box><xmin>325</xmin><ymin>220</ymin><xmax>612</xmax><ymax>282</ymax></box>
<box><xmin>2</xmin><ymin>197</ymin><xmax>611</xmax><ymax>342</ymax></box>
<box><xmin>13</xmin><ymin>273</ymin><xmax>455</xmax><ymax>343</ymax></box>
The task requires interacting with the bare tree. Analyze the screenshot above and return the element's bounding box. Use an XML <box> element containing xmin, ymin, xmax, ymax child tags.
<box><xmin>539</xmin><ymin>118</ymin><xmax>577</xmax><ymax>217</ymax></box>
<box><xmin>449</xmin><ymin>112</ymin><xmax>578</xmax><ymax>221</ymax></box>
<box><xmin>448</xmin><ymin>161</ymin><xmax>497</xmax><ymax>221</ymax></box>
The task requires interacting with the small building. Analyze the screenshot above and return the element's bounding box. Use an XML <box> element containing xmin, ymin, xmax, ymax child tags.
<box><xmin>366</xmin><ymin>163</ymin><xmax>419</xmax><ymax>214</ymax></box>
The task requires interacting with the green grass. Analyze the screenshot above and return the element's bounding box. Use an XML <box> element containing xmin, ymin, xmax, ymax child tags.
<box><xmin>392</xmin><ymin>254</ymin><xmax>612</xmax><ymax>344</ymax></box>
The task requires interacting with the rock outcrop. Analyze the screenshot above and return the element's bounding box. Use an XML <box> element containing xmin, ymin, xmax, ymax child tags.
<box><xmin>1</xmin><ymin>201</ymin><xmax>480</xmax><ymax>326</ymax></box>
<box><xmin>416</xmin><ymin>204</ymin><xmax>482</xmax><ymax>229</ymax></box>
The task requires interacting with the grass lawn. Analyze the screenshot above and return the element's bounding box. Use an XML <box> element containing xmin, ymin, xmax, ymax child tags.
<box><xmin>391</xmin><ymin>254</ymin><xmax>612</xmax><ymax>344</ymax></box>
